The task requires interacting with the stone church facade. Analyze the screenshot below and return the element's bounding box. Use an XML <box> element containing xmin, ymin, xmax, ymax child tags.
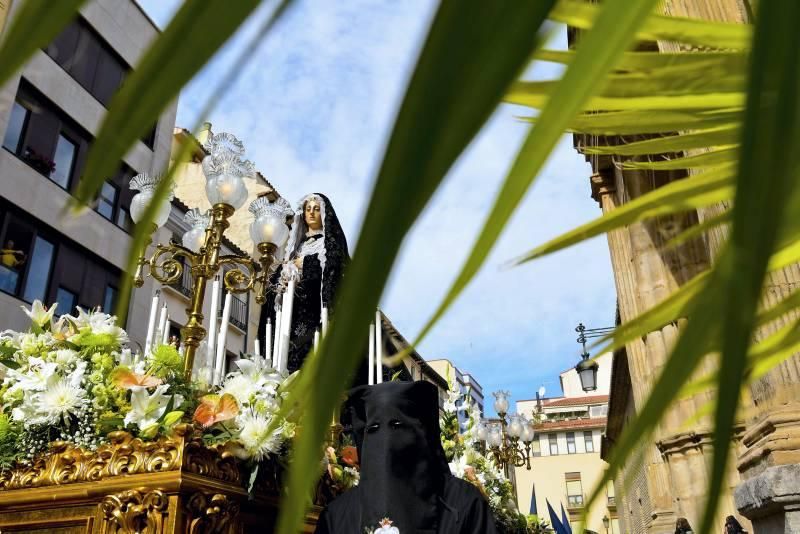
<box><xmin>582</xmin><ymin>1</ymin><xmax>800</xmax><ymax>533</ymax></box>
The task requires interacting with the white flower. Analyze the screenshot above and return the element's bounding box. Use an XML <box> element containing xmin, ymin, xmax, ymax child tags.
<box><xmin>449</xmin><ymin>454</ymin><xmax>470</xmax><ymax>478</ymax></box>
<box><xmin>118</xmin><ymin>348</ymin><xmax>134</xmax><ymax>367</ymax></box>
<box><xmin>443</xmin><ymin>389</ymin><xmax>461</xmax><ymax>413</ymax></box>
<box><xmin>52</xmin><ymin>348</ymin><xmax>79</xmax><ymax>366</ymax></box>
<box><xmin>37</xmin><ymin>379</ymin><xmax>86</xmax><ymax>425</ymax></box>
<box><xmin>237</xmin><ymin>412</ymin><xmax>284</xmax><ymax>461</ymax></box>
<box><xmin>12</xmin><ymin>357</ymin><xmax>58</xmax><ymax>391</ymax></box>
<box><xmin>68</xmin><ymin>307</ymin><xmax>129</xmax><ymax>345</ymax></box>
<box><xmin>221</xmin><ymin>374</ymin><xmax>260</xmax><ymax>406</ymax></box>
<box><xmin>22</xmin><ymin>300</ymin><xmax>57</xmax><ymax>328</ymax></box>
<box><xmin>124</xmin><ymin>385</ymin><xmax>183</xmax><ymax>431</ymax></box>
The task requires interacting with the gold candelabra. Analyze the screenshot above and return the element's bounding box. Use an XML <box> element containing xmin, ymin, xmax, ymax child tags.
<box><xmin>479</xmin><ymin>391</ymin><xmax>536</xmax><ymax>476</ymax></box>
<box><xmin>133</xmin><ymin>203</ymin><xmax>278</xmax><ymax>380</ymax></box>
<box><xmin>128</xmin><ymin>132</ymin><xmax>292</xmax><ymax>381</ymax></box>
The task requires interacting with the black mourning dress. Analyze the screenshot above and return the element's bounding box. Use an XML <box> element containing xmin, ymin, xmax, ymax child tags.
<box><xmin>315</xmin><ymin>382</ymin><xmax>498</xmax><ymax>534</ymax></box>
<box><xmin>258</xmin><ymin>193</ymin><xmax>349</xmax><ymax>373</ymax></box>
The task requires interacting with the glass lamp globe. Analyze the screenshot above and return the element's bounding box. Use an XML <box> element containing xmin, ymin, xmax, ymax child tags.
<box><xmin>493</xmin><ymin>390</ymin><xmax>510</xmax><ymax>415</ymax></box>
<box><xmin>476</xmin><ymin>421</ymin><xmax>488</xmax><ymax>441</ymax></box>
<box><xmin>521</xmin><ymin>420</ymin><xmax>535</xmax><ymax>443</ymax></box>
<box><xmin>182</xmin><ymin>208</ymin><xmax>210</xmax><ymax>253</ymax></box>
<box><xmin>576</xmin><ymin>355</ymin><xmax>600</xmax><ymax>392</ymax></box>
<box><xmin>507</xmin><ymin>414</ymin><xmax>523</xmax><ymax>439</ymax></box>
<box><xmin>201</xmin><ymin>132</ymin><xmax>255</xmax><ymax>210</ymax></box>
<box><xmin>129</xmin><ymin>173</ymin><xmax>173</xmax><ymax>228</ymax></box>
<box><xmin>248</xmin><ymin>196</ymin><xmax>292</xmax><ymax>247</ymax></box>
<box><xmin>488</xmin><ymin>427</ymin><xmax>502</xmax><ymax>448</ymax></box>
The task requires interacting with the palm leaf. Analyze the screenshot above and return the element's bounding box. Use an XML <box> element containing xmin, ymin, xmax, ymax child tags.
<box><xmin>410</xmin><ymin>0</ymin><xmax>663</xmax><ymax>351</ymax></box>
<box><xmin>580</xmin><ymin>126</ymin><xmax>740</xmax><ymax>156</ymax></box>
<box><xmin>621</xmin><ymin>146</ymin><xmax>737</xmax><ymax>170</ymax></box>
<box><xmin>274</xmin><ymin>1</ymin><xmax>558</xmax><ymax>531</ymax></box>
<box><xmin>515</xmin><ymin>165</ymin><xmax>735</xmax><ymax>264</ymax></box>
<box><xmin>550</xmin><ymin>0</ymin><xmax>751</xmax><ymax>50</ymax></box>
<box><xmin>0</xmin><ymin>0</ymin><xmax>87</xmax><ymax>89</ymax></box>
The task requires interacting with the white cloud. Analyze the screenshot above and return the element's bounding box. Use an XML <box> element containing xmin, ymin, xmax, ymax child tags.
<box><xmin>137</xmin><ymin>0</ymin><xmax>616</xmax><ymax>411</ymax></box>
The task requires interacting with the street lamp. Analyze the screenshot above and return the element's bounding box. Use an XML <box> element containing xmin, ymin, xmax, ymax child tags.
<box><xmin>479</xmin><ymin>391</ymin><xmax>537</xmax><ymax>475</ymax></box>
<box><xmin>574</xmin><ymin>323</ymin><xmax>613</xmax><ymax>392</ymax></box>
<box><xmin>130</xmin><ymin>131</ymin><xmax>293</xmax><ymax>379</ymax></box>
<box><xmin>602</xmin><ymin>514</ymin><xmax>610</xmax><ymax>534</ymax></box>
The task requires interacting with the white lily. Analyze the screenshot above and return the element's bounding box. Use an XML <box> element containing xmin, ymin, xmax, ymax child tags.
<box><xmin>21</xmin><ymin>300</ymin><xmax>57</xmax><ymax>328</ymax></box>
<box><xmin>12</xmin><ymin>357</ymin><xmax>58</xmax><ymax>391</ymax></box>
<box><xmin>124</xmin><ymin>385</ymin><xmax>183</xmax><ymax>431</ymax></box>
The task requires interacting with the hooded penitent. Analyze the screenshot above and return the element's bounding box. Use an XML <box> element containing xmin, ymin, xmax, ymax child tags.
<box><xmin>316</xmin><ymin>381</ymin><xmax>498</xmax><ymax>534</ymax></box>
<box><xmin>258</xmin><ymin>193</ymin><xmax>349</xmax><ymax>372</ymax></box>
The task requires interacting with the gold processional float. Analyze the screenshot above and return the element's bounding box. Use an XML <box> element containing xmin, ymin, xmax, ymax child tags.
<box><xmin>0</xmin><ymin>133</ymin><xmax>345</xmax><ymax>533</ymax></box>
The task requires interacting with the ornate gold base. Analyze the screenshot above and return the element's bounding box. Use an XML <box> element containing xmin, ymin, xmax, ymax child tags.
<box><xmin>0</xmin><ymin>426</ymin><xmax>321</xmax><ymax>534</ymax></box>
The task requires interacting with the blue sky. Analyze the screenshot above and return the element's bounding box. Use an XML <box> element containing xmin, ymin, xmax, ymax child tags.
<box><xmin>137</xmin><ymin>0</ymin><xmax>617</xmax><ymax>411</ymax></box>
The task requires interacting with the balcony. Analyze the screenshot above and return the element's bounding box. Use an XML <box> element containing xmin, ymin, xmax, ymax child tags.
<box><xmin>168</xmin><ymin>261</ymin><xmax>193</xmax><ymax>298</ymax></box>
<box><xmin>565</xmin><ymin>494</ymin><xmax>585</xmax><ymax>511</ymax></box>
<box><xmin>219</xmin><ymin>292</ymin><xmax>247</xmax><ymax>332</ymax></box>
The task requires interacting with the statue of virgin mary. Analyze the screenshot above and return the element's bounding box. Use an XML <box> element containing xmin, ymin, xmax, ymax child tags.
<box><xmin>258</xmin><ymin>193</ymin><xmax>349</xmax><ymax>372</ymax></box>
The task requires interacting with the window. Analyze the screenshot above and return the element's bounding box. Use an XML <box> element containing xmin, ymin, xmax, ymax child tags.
<box><xmin>45</xmin><ymin>17</ymin><xmax>129</xmax><ymax>107</ymax></box>
<box><xmin>116</xmin><ymin>206</ymin><xmax>132</xmax><ymax>232</ymax></box>
<box><xmin>584</xmin><ymin>431</ymin><xmax>595</xmax><ymax>453</ymax></box>
<box><xmin>565</xmin><ymin>473</ymin><xmax>583</xmax><ymax>507</ymax></box>
<box><xmin>531</xmin><ymin>438</ymin><xmax>541</xmax><ymax>457</ymax></box>
<box><xmin>566</xmin><ymin>432</ymin><xmax>576</xmax><ymax>454</ymax></box>
<box><xmin>0</xmin><ymin>202</ymin><xmax>120</xmax><ymax>312</ymax></box>
<box><xmin>103</xmin><ymin>285</ymin><xmax>117</xmax><ymax>314</ymax></box>
<box><xmin>607</xmin><ymin>481</ymin><xmax>616</xmax><ymax>506</ymax></box>
<box><xmin>97</xmin><ymin>182</ymin><xmax>118</xmax><ymax>220</ymax></box>
<box><xmin>7</xmin><ymin>81</ymin><xmax>90</xmax><ymax>190</ymax></box>
<box><xmin>55</xmin><ymin>287</ymin><xmax>77</xmax><ymax>316</ymax></box>
<box><xmin>2</xmin><ymin>101</ymin><xmax>30</xmax><ymax>152</ymax></box>
<box><xmin>549</xmin><ymin>434</ymin><xmax>559</xmax><ymax>455</ymax></box>
<box><xmin>22</xmin><ymin>236</ymin><xmax>54</xmax><ymax>303</ymax></box>
<box><xmin>51</xmin><ymin>133</ymin><xmax>77</xmax><ymax>188</ymax></box>
<box><xmin>590</xmin><ymin>404</ymin><xmax>608</xmax><ymax>418</ymax></box>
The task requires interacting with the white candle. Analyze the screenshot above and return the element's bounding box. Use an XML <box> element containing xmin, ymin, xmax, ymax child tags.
<box><xmin>207</xmin><ymin>277</ymin><xmax>221</xmax><ymax>378</ymax></box>
<box><xmin>265</xmin><ymin>319</ymin><xmax>273</xmax><ymax>368</ymax></box>
<box><xmin>280</xmin><ymin>332</ymin><xmax>290</xmax><ymax>373</ymax></box>
<box><xmin>282</xmin><ymin>279</ymin><xmax>296</xmax><ymax>342</ymax></box>
<box><xmin>368</xmin><ymin>323</ymin><xmax>375</xmax><ymax>385</ymax></box>
<box><xmin>215</xmin><ymin>292</ymin><xmax>232</xmax><ymax>385</ymax></box>
<box><xmin>144</xmin><ymin>290</ymin><xmax>160</xmax><ymax>356</ymax></box>
<box><xmin>162</xmin><ymin>314</ymin><xmax>170</xmax><ymax>344</ymax></box>
<box><xmin>274</xmin><ymin>305</ymin><xmax>283</xmax><ymax>371</ymax></box>
<box><xmin>156</xmin><ymin>304</ymin><xmax>168</xmax><ymax>349</ymax></box>
<box><xmin>321</xmin><ymin>307</ymin><xmax>329</xmax><ymax>337</ymax></box>
<box><xmin>375</xmin><ymin>310</ymin><xmax>383</xmax><ymax>384</ymax></box>
<box><xmin>254</xmin><ymin>338</ymin><xmax>261</xmax><ymax>359</ymax></box>
<box><xmin>313</xmin><ymin>329</ymin><xmax>321</xmax><ymax>353</ymax></box>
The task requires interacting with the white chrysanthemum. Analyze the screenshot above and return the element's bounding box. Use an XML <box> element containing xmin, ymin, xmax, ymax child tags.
<box><xmin>52</xmin><ymin>348</ymin><xmax>79</xmax><ymax>366</ymax></box>
<box><xmin>237</xmin><ymin>413</ymin><xmax>284</xmax><ymax>461</ymax></box>
<box><xmin>37</xmin><ymin>379</ymin><xmax>86</xmax><ymax>424</ymax></box>
<box><xmin>221</xmin><ymin>374</ymin><xmax>259</xmax><ymax>406</ymax></box>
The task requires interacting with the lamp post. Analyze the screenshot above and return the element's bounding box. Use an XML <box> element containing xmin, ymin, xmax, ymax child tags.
<box><xmin>602</xmin><ymin>514</ymin><xmax>610</xmax><ymax>534</ymax></box>
<box><xmin>575</xmin><ymin>323</ymin><xmax>613</xmax><ymax>392</ymax></box>
<box><xmin>479</xmin><ymin>391</ymin><xmax>537</xmax><ymax>476</ymax></box>
<box><xmin>130</xmin><ymin>132</ymin><xmax>292</xmax><ymax>380</ymax></box>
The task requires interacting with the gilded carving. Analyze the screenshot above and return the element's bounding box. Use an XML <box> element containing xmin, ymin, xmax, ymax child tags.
<box><xmin>0</xmin><ymin>425</ymin><xmax>242</xmax><ymax>491</ymax></box>
<box><xmin>186</xmin><ymin>492</ymin><xmax>240</xmax><ymax>534</ymax></box>
<box><xmin>100</xmin><ymin>489</ymin><xmax>169</xmax><ymax>534</ymax></box>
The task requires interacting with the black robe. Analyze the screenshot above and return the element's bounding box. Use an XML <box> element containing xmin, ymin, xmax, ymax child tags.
<box><xmin>315</xmin><ymin>477</ymin><xmax>497</xmax><ymax>534</ymax></box>
<box><xmin>316</xmin><ymin>382</ymin><xmax>499</xmax><ymax>534</ymax></box>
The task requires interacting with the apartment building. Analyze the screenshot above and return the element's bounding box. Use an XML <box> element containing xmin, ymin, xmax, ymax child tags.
<box><xmin>514</xmin><ymin>352</ymin><xmax>618</xmax><ymax>534</ymax></box>
<box><xmin>428</xmin><ymin>358</ymin><xmax>485</xmax><ymax>428</ymax></box>
<box><xmin>0</xmin><ymin>0</ymin><xmax>174</xmax><ymax>341</ymax></box>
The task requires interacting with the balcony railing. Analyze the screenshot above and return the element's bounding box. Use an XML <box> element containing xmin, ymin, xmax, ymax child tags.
<box><xmin>219</xmin><ymin>292</ymin><xmax>247</xmax><ymax>331</ymax></box>
<box><xmin>169</xmin><ymin>261</ymin><xmax>193</xmax><ymax>298</ymax></box>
